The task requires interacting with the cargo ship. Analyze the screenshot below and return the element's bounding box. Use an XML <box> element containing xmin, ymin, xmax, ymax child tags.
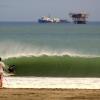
<box><xmin>38</xmin><ymin>16</ymin><xmax>69</xmax><ymax>23</ymax></box>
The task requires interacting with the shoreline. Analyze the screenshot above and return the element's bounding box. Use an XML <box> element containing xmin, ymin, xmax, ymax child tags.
<box><xmin>0</xmin><ymin>88</ymin><xmax>100</xmax><ymax>100</ymax></box>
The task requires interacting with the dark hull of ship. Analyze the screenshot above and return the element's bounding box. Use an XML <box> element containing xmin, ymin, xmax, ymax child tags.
<box><xmin>38</xmin><ymin>19</ymin><xmax>70</xmax><ymax>23</ymax></box>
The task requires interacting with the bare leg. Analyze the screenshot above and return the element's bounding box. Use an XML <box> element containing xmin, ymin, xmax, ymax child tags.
<box><xmin>0</xmin><ymin>74</ymin><xmax>3</xmax><ymax>88</ymax></box>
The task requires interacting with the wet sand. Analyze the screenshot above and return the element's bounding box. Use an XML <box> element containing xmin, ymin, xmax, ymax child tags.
<box><xmin>0</xmin><ymin>88</ymin><xmax>100</xmax><ymax>100</ymax></box>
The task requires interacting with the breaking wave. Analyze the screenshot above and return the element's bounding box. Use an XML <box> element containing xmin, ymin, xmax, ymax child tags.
<box><xmin>0</xmin><ymin>41</ymin><xmax>100</xmax><ymax>59</ymax></box>
<box><xmin>4</xmin><ymin>55</ymin><xmax>100</xmax><ymax>77</ymax></box>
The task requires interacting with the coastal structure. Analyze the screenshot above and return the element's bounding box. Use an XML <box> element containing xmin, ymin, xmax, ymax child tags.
<box><xmin>38</xmin><ymin>16</ymin><xmax>69</xmax><ymax>23</ymax></box>
<box><xmin>69</xmin><ymin>13</ymin><xmax>88</xmax><ymax>24</ymax></box>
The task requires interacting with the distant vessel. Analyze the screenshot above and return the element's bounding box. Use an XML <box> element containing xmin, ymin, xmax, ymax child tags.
<box><xmin>69</xmin><ymin>13</ymin><xmax>88</xmax><ymax>24</ymax></box>
<box><xmin>38</xmin><ymin>16</ymin><xmax>69</xmax><ymax>23</ymax></box>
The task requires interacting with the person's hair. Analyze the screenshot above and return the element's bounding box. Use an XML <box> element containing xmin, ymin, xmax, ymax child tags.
<box><xmin>0</xmin><ymin>57</ymin><xmax>1</xmax><ymax>61</ymax></box>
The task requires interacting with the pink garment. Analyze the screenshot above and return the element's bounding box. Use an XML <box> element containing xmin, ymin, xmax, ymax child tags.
<box><xmin>0</xmin><ymin>62</ymin><xmax>5</xmax><ymax>74</ymax></box>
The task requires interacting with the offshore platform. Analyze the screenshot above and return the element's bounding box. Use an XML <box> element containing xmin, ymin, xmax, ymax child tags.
<box><xmin>69</xmin><ymin>13</ymin><xmax>88</xmax><ymax>24</ymax></box>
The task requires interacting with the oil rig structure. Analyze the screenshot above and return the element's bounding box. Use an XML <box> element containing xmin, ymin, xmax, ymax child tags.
<box><xmin>69</xmin><ymin>13</ymin><xmax>88</xmax><ymax>24</ymax></box>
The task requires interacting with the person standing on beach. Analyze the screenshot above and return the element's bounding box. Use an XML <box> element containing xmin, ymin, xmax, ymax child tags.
<box><xmin>0</xmin><ymin>57</ymin><xmax>5</xmax><ymax>88</ymax></box>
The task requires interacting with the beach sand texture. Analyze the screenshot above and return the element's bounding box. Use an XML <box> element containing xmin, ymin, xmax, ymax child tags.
<box><xmin>0</xmin><ymin>88</ymin><xmax>100</xmax><ymax>100</ymax></box>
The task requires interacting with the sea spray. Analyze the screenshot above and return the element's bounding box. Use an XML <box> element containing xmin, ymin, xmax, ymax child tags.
<box><xmin>0</xmin><ymin>40</ymin><xmax>99</xmax><ymax>59</ymax></box>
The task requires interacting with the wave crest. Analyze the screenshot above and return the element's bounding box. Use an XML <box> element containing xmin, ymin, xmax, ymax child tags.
<box><xmin>0</xmin><ymin>41</ymin><xmax>99</xmax><ymax>59</ymax></box>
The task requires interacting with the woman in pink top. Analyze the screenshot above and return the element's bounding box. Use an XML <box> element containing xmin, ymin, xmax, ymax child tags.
<box><xmin>0</xmin><ymin>57</ymin><xmax>5</xmax><ymax>88</ymax></box>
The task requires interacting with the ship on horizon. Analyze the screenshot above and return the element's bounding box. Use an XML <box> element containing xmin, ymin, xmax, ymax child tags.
<box><xmin>38</xmin><ymin>16</ymin><xmax>69</xmax><ymax>23</ymax></box>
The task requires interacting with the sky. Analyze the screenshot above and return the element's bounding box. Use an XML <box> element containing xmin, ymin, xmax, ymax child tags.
<box><xmin>0</xmin><ymin>0</ymin><xmax>100</xmax><ymax>21</ymax></box>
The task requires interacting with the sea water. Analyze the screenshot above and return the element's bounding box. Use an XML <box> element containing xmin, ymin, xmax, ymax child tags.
<box><xmin>0</xmin><ymin>22</ymin><xmax>100</xmax><ymax>58</ymax></box>
<box><xmin>1</xmin><ymin>22</ymin><xmax>100</xmax><ymax>88</ymax></box>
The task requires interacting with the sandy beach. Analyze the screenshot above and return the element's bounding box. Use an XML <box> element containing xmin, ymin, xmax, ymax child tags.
<box><xmin>0</xmin><ymin>88</ymin><xmax>100</xmax><ymax>100</ymax></box>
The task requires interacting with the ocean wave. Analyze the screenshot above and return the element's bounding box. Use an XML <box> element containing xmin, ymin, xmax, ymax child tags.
<box><xmin>3</xmin><ymin>51</ymin><xmax>100</xmax><ymax>60</ymax></box>
<box><xmin>4</xmin><ymin>55</ymin><xmax>100</xmax><ymax>77</ymax></box>
<box><xmin>2</xmin><ymin>48</ymin><xmax>100</xmax><ymax>59</ymax></box>
<box><xmin>0</xmin><ymin>41</ymin><xmax>100</xmax><ymax>59</ymax></box>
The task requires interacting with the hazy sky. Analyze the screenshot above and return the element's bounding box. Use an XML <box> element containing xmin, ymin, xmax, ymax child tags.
<box><xmin>0</xmin><ymin>0</ymin><xmax>100</xmax><ymax>21</ymax></box>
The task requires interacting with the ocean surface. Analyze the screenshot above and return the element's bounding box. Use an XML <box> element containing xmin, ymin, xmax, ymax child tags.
<box><xmin>0</xmin><ymin>22</ymin><xmax>100</xmax><ymax>77</ymax></box>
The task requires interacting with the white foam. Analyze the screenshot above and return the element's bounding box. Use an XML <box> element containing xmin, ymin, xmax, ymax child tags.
<box><xmin>3</xmin><ymin>77</ymin><xmax>100</xmax><ymax>89</ymax></box>
<box><xmin>3</xmin><ymin>50</ymin><xmax>99</xmax><ymax>60</ymax></box>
